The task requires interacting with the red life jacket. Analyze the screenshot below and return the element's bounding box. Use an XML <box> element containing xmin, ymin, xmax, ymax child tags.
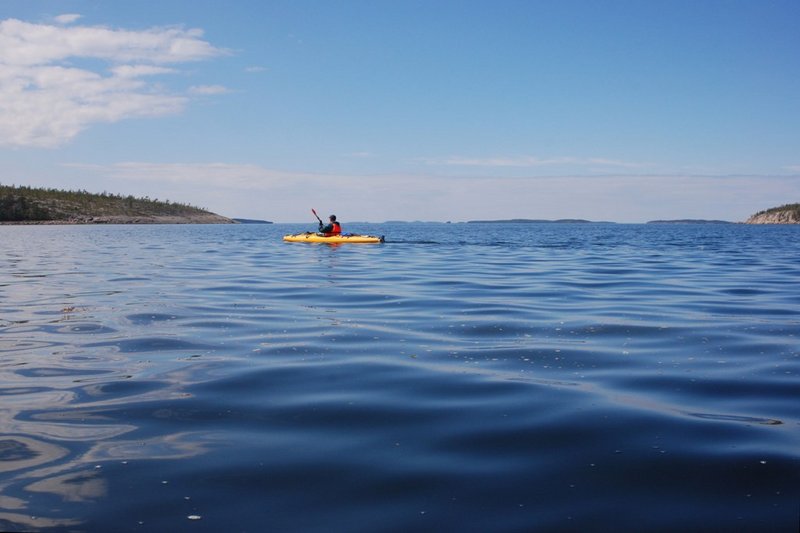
<box><xmin>323</xmin><ymin>221</ymin><xmax>341</xmax><ymax>236</ymax></box>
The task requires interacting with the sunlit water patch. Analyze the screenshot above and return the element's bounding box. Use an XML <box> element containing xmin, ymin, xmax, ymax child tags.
<box><xmin>0</xmin><ymin>223</ymin><xmax>798</xmax><ymax>532</ymax></box>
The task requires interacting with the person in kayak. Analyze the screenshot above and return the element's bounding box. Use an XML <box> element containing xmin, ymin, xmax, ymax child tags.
<box><xmin>318</xmin><ymin>215</ymin><xmax>342</xmax><ymax>236</ymax></box>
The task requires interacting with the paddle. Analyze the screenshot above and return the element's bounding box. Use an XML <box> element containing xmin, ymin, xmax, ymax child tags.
<box><xmin>311</xmin><ymin>208</ymin><xmax>323</xmax><ymax>225</ymax></box>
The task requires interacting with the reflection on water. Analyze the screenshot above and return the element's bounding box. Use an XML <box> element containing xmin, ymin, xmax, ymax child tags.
<box><xmin>1</xmin><ymin>223</ymin><xmax>798</xmax><ymax>531</ymax></box>
<box><xmin>0</xmin><ymin>344</ymin><xmax>219</xmax><ymax>530</ymax></box>
<box><xmin>0</xmin><ymin>437</ymin><xmax>67</xmax><ymax>474</ymax></box>
<box><xmin>26</xmin><ymin>469</ymin><xmax>107</xmax><ymax>503</ymax></box>
<box><xmin>1</xmin><ymin>234</ymin><xmax>230</xmax><ymax>530</ymax></box>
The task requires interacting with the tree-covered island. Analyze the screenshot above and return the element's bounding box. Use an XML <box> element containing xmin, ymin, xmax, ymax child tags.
<box><xmin>0</xmin><ymin>184</ymin><xmax>234</xmax><ymax>224</ymax></box>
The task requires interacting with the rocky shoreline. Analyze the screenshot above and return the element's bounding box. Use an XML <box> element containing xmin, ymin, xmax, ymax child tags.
<box><xmin>745</xmin><ymin>211</ymin><xmax>800</xmax><ymax>224</ymax></box>
<box><xmin>745</xmin><ymin>203</ymin><xmax>800</xmax><ymax>224</ymax></box>
<box><xmin>1</xmin><ymin>213</ymin><xmax>236</xmax><ymax>225</ymax></box>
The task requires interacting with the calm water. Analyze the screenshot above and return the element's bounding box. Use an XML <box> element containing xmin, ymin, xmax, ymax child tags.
<box><xmin>1</xmin><ymin>223</ymin><xmax>798</xmax><ymax>532</ymax></box>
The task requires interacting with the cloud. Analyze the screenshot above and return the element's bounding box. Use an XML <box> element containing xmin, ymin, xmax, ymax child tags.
<box><xmin>426</xmin><ymin>155</ymin><xmax>575</xmax><ymax>167</ymax></box>
<box><xmin>110</xmin><ymin>65</ymin><xmax>176</xmax><ymax>78</ymax></box>
<box><xmin>189</xmin><ymin>84</ymin><xmax>230</xmax><ymax>95</ymax></box>
<box><xmin>0</xmin><ymin>16</ymin><xmax>228</xmax><ymax>148</ymax></box>
<box><xmin>54</xmin><ymin>14</ymin><xmax>82</xmax><ymax>25</ymax></box>
<box><xmin>584</xmin><ymin>158</ymin><xmax>649</xmax><ymax>169</ymax></box>
<box><xmin>422</xmin><ymin>155</ymin><xmax>648</xmax><ymax>170</ymax></box>
<box><xmin>63</xmin><ymin>162</ymin><xmax>293</xmax><ymax>189</ymax></box>
<box><xmin>0</xmin><ymin>18</ymin><xmax>225</xmax><ymax>66</ymax></box>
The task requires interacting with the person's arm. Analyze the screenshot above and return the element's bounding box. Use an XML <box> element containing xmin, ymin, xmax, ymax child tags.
<box><xmin>319</xmin><ymin>223</ymin><xmax>333</xmax><ymax>233</ymax></box>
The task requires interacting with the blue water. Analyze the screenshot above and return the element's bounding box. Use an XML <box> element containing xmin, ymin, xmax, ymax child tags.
<box><xmin>1</xmin><ymin>223</ymin><xmax>798</xmax><ymax>532</ymax></box>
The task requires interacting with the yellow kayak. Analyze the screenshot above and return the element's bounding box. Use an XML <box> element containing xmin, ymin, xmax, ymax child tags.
<box><xmin>283</xmin><ymin>232</ymin><xmax>385</xmax><ymax>244</ymax></box>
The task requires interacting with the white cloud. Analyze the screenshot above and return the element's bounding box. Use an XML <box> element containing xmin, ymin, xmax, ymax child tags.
<box><xmin>54</xmin><ymin>14</ymin><xmax>82</xmax><ymax>25</ymax></box>
<box><xmin>0</xmin><ymin>18</ymin><xmax>225</xmax><ymax>66</ymax></box>
<box><xmin>245</xmin><ymin>66</ymin><xmax>267</xmax><ymax>73</ymax></box>
<box><xmin>63</xmin><ymin>162</ymin><xmax>296</xmax><ymax>190</ymax></box>
<box><xmin>189</xmin><ymin>84</ymin><xmax>230</xmax><ymax>95</ymax></box>
<box><xmin>428</xmin><ymin>155</ymin><xmax>575</xmax><ymax>167</ymax></box>
<box><xmin>0</xmin><ymin>17</ymin><xmax>227</xmax><ymax>148</ymax></box>
<box><xmin>422</xmin><ymin>155</ymin><xmax>648</xmax><ymax>170</ymax></box>
<box><xmin>584</xmin><ymin>158</ymin><xmax>649</xmax><ymax>169</ymax></box>
<box><xmin>111</xmin><ymin>65</ymin><xmax>176</xmax><ymax>78</ymax></box>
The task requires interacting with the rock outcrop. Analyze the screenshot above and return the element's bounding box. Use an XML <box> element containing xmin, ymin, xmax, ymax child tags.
<box><xmin>745</xmin><ymin>204</ymin><xmax>800</xmax><ymax>224</ymax></box>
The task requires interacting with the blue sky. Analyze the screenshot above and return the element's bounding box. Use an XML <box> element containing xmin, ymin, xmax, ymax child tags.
<box><xmin>2</xmin><ymin>0</ymin><xmax>798</xmax><ymax>222</ymax></box>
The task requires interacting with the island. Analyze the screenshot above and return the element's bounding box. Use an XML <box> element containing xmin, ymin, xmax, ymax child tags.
<box><xmin>0</xmin><ymin>184</ymin><xmax>234</xmax><ymax>224</ymax></box>
<box><xmin>646</xmin><ymin>219</ymin><xmax>733</xmax><ymax>224</ymax></box>
<box><xmin>745</xmin><ymin>203</ymin><xmax>800</xmax><ymax>224</ymax></box>
<box><xmin>467</xmin><ymin>219</ymin><xmax>612</xmax><ymax>224</ymax></box>
<box><xmin>233</xmin><ymin>218</ymin><xmax>273</xmax><ymax>224</ymax></box>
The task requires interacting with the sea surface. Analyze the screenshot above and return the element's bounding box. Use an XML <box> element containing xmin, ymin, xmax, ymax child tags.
<box><xmin>0</xmin><ymin>222</ymin><xmax>798</xmax><ymax>532</ymax></box>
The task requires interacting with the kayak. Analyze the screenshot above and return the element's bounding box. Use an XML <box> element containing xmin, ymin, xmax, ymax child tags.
<box><xmin>283</xmin><ymin>232</ymin><xmax>385</xmax><ymax>244</ymax></box>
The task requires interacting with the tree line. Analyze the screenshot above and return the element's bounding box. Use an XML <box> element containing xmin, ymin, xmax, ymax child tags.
<box><xmin>752</xmin><ymin>203</ymin><xmax>800</xmax><ymax>217</ymax></box>
<box><xmin>0</xmin><ymin>184</ymin><xmax>211</xmax><ymax>221</ymax></box>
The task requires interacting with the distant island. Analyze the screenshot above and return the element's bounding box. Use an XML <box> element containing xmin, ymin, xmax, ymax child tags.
<box><xmin>745</xmin><ymin>203</ymin><xmax>800</xmax><ymax>224</ymax></box>
<box><xmin>383</xmin><ymin>220</ymin><xmax>449</xmax><ymax>224</ymax></box>
<box><xmin>0</xmin><ymin>184</ymin><xmax>234</xmax><ymax>224</ymax></box>
<box><xmin>467</xmin><ymin>219</ymin><xmax>612</xmax><ymax>224</ymax></box>
<box><xmin>647</xmin><ymin>219</ymin><xmax>733</xmax><ymax>224</ymax></box>
<box><xmin>233</xmin><ymin>218</ymin><xmax>273</xmax><ymax>224</ymax></box>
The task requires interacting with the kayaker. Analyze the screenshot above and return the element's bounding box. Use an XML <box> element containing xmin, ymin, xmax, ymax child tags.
<box><xmin>318</xmin><ymin>214</ymin><xmax>342</xmax><ymax>236</ymax></box>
